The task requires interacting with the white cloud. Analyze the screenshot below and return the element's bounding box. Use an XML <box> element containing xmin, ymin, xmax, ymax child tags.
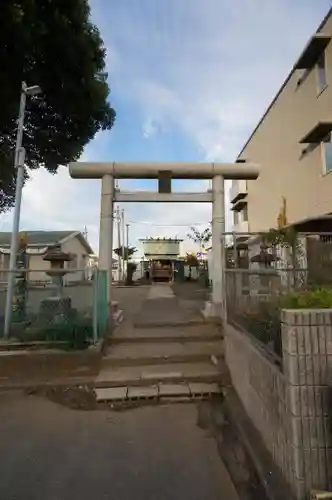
<box><xmin>142</xmin><ymin>117</ymin><xmax>160</xmax><ymax>138</ymax></box>
<box><xmin>99</xmin><ymin>0</ymin><xmax>331</xmax><ymax>160</ymax></box>
<box><xmin>2</xmin><ymin>0</ymin><xmax>332</xmax><ymax>255</ymax></box>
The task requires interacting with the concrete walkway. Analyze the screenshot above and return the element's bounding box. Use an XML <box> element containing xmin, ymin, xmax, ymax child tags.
<box><xmin>134</xmin><ymin>283</ymin><xmax>203</xmax><ymax>327</ymax></box>
<box><xmin>147</xmin><ymin>283</ymin><xmax>175</xmax><ymax>300</ymax></box>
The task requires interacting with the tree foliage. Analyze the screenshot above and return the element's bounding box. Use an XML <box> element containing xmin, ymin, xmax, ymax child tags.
<box><xmin>113</xmin><ymin>246</ymin><xmax>137</xmax><ymax>260</ymax></box>
<box><xmin>187</xmin><ymin>226</ymin><xmax>212</xmax><ymax>250</ymax></box>
<box><xmin>185</xmin><ymin>253</ymin><xmax>199</xmax><ymax>267</ymax></box>
<box><xmin>0</xmin><ymin>0</ymin><xmax>116</xmax><ymax>212</ymax></box>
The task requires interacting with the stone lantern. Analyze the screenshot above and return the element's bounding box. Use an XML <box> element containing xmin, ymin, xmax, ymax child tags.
<box><xmin>43</xmin><ymin>244</ymin><xmax>72</xmax><ymax>296</ymax></box>
<box><xmin>40</xmin><ymin>244</ymin><xmax>73</xmax><ymax>322</ymax></box>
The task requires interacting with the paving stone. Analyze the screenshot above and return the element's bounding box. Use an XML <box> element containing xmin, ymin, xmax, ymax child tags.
<box><xmin>188</xmin><ymin>382</ymin><xmax>220</xmax><ymax>395</ymax></box>
<box><xmin>95</xmin><ymin>387</ymin><xmax>128</xmax><ymax>402</ymax></box>
<box><xmin>127</xmin><ymin>385</ymin><xmax>159</xmax><ymax>399</ymax></box>
<box><xmin>159</xmin><ymin>383</ymin><xmax>191</xmax><ymax>397</ymax></box>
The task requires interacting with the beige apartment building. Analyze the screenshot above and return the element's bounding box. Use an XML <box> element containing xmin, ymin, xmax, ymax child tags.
<box><xmin>231</xmin><ymin>7</ymin><xmax>332</xmax><ymax>235</ymax></box>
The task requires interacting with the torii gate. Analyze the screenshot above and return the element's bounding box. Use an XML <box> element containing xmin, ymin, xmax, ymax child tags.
<box><xmin>69</xmin><ymin>161</ymin><xmax>259</xmax><ymax>322</ymax></box>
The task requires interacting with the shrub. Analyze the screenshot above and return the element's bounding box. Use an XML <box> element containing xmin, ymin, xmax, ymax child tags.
<box><xmin>280</xmin><ymin>287</ymin><xmax>332</xmax><ymax>309</ymax></box>
<box><xmin>236</xmin><ymin>287</ymin><xmax>332</xmax><ymax>357</ymax></box>
<box><xmin>237</xmin><ymin>300</ymin><xmax>281</xmax><ymax>355</ymax></box>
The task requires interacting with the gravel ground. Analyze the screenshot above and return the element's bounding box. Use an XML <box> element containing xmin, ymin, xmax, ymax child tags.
<box><xmin>0</xmin><ymin>391</ymin><xmax>239</xmax><ymax>500</ymax></box>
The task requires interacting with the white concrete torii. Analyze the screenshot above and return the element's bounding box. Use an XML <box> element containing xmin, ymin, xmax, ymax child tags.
<box><xmin>69</xmin><ymin>161</ymin><xmax>259</xmax><ymax>319</ymax></box>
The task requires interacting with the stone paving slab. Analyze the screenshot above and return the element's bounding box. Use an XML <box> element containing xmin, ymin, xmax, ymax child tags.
<box><xmin>95</xmin><ymin>383</ymin><xmax>220</xmax><ymax>402</ymax></box>
<box><xmin>95</xmin><ymin>387</ymin><xmax>128</xmax><ymax>402</ymax></box>
<box><xmin>188</xmin><ymin>382</ymin><xmax>220</xmax><ymax>395</ymax></box>
<box><xmin>159</xmin><ymin>383</ymin><xmax>191</xmax><ymax>397</ymax></box>
<box><xmin>127</xmin><ymin>385</ymin><xmax>159</xmax><ymax>399</ymax></box>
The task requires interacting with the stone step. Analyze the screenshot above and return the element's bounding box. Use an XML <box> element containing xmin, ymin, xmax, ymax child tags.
<box><xmin>94</xmin><ymin>361</ymin><xmax>228</xmax><ymax>388</ymax></box>
<box><xmin>110</xmin><ymin>326</ymin><xmax>222</xmax><ymax>344</ymax></box>
<box><xmin>103</xmin><ymin>340</ymin><xmax>224</xmax><ymax>367</ymax></box>
<box><xmin>95</xmin><ymin>381</ymin><xmax>222</xmax><ymax>403</ymax></box>
<box><xmin>133</xmin><ymin>319</ymin><xmax>219</xmax><ymax>329</ymax></box>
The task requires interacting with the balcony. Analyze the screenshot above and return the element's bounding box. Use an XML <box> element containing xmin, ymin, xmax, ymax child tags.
<box><xmin>299</xmin><ymin>121</ymin><xmax>332</xmax><ymax>144</ymax></box>
<box><xmin>230</xmin><ymin>180</ymin><xmax>248</xmax><ymax>204</ymax></box>
<box><xmin>294</xmin><ymin>34</ymin><xmax>331</xmax><ymax>70</ymax></box>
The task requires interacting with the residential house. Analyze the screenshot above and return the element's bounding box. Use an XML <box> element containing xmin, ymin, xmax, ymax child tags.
<box><xmin>231</xmin><ymin>7</ymin><xmax>332</xmax><ymax>236</ymax></box>
<box><xmin>0</xmin><ymin>231</ymin><xmax>94</xmax><ymax>284</ymax></box>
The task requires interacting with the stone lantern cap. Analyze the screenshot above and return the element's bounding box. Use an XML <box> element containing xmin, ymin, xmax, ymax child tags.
<box><xmin>43</xmin><ymin>244</ymin><xmax>72</xmax><ymax>263</ymax></box>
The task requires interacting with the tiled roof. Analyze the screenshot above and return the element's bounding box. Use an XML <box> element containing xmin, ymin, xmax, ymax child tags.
<box><xmin>0</xmin><ymin>231</ymin><xmax>76</xmax><ymax>247</ymax></box>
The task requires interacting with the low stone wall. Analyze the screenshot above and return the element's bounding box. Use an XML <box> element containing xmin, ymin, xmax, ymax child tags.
<box><xmin>0</xmin><ymin>344</ymin><xmax>102</xmax><ymax>387</ymax></box>
<box><xmin>225</xmin><ymin>309</ymin><xmax>332</xmax><ymax>499</ymax></box>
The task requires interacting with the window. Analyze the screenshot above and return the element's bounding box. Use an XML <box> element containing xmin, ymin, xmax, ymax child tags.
<box><xmin>242</xmin><ymin>203</ymin><xmax>248</xmax><ymax>222</ymax></box>
<box><xmin>317</xmin><ymin>52</ymin><xmax>327</xmax><ymax>93</ymax></box>
<box><xmin>322</xmin><ymin>133</ymin><xmax>332</xmax><ymax>173</ymax></box>
<box><xmin>233</xmin><ymin>212</ymin><xmax>239</xmax><ymax>225</ymax></box>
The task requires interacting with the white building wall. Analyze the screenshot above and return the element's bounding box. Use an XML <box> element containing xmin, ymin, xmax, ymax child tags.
<box><xmin>141</xmin><ymin>240</ymin><xmax>181</xmax><ymax>257</ymax></box>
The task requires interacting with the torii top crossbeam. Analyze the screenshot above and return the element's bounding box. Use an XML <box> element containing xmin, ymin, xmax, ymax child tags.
<box><xmin>69</xmin><ymin>161</ymin><xmax>259</xmax><ymax>180</ymax></box>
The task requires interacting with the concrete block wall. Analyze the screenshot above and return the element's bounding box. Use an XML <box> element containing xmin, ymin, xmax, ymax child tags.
<box><xmin>226</xmin><ymin>310</ymin><xmax>332</xmax><ymax>499</ymax></box>
<box><xmin>281</xmin><ymin>309</ymin><xmax>332</xmax><ymax>498</ymax></box>
<box><xmin>225</xmin><ymin>324</ymin><xmax>292</xmax><ymax>488</ymax></box>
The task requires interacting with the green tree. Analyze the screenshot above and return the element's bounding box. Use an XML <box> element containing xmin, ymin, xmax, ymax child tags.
<box><xmin>113</xmin><ymin>246</ymin><xmax>137</xmax><ymax>261</ymax></box>
<box><xmin>187</xmin><ymin>226</ymin><xmax>212</xmax><ymax>252</ymax></box>
<box><xmin>0</xmin><ymin>0</ymin><xmax>116</xmax><ymax>212</ymax></box>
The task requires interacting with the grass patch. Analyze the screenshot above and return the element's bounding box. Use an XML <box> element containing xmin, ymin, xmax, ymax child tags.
<box><xmin>21</xmin><ymin>320</ymin><xmax>94</xmax><ymax>350</ymax></box>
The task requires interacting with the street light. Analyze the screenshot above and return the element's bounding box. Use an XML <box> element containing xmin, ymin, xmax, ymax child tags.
<box><xmin>4</xmin><ymin>81</ymin><xmax>42</xmax><ymax>338</ymax></box>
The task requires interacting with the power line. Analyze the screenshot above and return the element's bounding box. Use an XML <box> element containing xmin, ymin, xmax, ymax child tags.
<box><xmin>128</xmin><ymin>220</ymin><xmax>209</xmax><ymax>227</ymax></box>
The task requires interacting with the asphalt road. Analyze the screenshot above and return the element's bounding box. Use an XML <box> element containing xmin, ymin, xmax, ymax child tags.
<box><xmin>0</xmin><ymin>392</ymin><xmax>239</xmax><ymax>500</ymax></box>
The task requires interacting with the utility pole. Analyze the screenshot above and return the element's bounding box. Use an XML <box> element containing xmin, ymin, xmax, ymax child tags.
<box><xmin>116</xmin><ymin>206</ymin><xmax>122</xmax><ymax>281</ymax></box>
<box><xmin>126</xmin><ymin>224</ymin><xmax>129</xmax><ymax>250</ymax></box>
<box><xmin>4</xmin><ymin>82</ymin><xmax>42</xmax><ymax>338</ymax></box>
<box><xmin>121</xmin><ymin>209</ymin><xmax>125</xmax><ymax>282</ymax></box>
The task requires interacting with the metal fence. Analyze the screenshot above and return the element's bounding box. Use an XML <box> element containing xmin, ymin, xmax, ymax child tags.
<box><xmin>0</xmin><ymin>268</ymin><xmax>108</xmax><ymax>346</ymax></box>
<box><xmin>224</xmin><ymin>232</ymin><xmax>332</xmax><ymax>360</ymax></box>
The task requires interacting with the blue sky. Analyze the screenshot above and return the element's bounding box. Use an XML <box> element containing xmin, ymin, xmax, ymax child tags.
<box><xmin>1</xmin><ymin>0</ymin><xmax>331</xmax><ymax>255</ymax></box>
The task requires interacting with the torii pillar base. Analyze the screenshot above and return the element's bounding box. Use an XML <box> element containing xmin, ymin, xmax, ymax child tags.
<box><xmin>201</xmin><ymin>300</ymin><xmax>223</xmax><ymax>321</ymax></box>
